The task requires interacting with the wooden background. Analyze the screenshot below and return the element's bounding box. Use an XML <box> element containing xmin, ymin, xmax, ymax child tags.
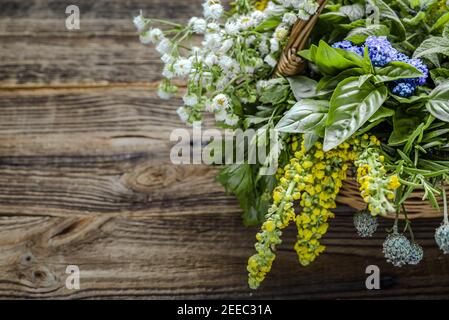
<box><xmin>1</xmin><ymin>0</ymin><xmax>449</xmax><ymax>299</ymax></box>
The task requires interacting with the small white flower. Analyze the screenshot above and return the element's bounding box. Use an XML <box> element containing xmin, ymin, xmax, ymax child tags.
<box><xmin>183</xmin><ymin>94</ymin><xmax>199</xmax><ymax>107</ymax></box>
<box><xmin>225</xmin><ymin>114</ymin><xmax>239</xmax><ymax>126</ymax></box>
<box><xmin>157</xmin><ymin>84</ymin><xmax>172</xmax><ymax>100</ymax></box>
<box><xmin>290</xmin><ymin>0</ymin><xmax>302</xmax><ymax>9</ymax></box>
<box><xmin>251</xmin><ymin>10</ymin><xmax>267</xmax><ymax>24</ymax></box>
<box><xmin>239</xmin><ymin>15</ymin><xmax>255</xmax><ymax>30</ymax></box>
<box><xmin>215</xmin><ymin>77</ymin><xmax>229</xmax><ymax>91</ymax></box>
<box><xmin>139</xmin><ymin>32</ymin><xmax>152</xmax><ymax>45</ymax></box>
<box><xmin>258</xmin><ymin>38</ymin><xmax>269</xmax><ymax>55</ymax></box>
<box><xmin>205</xmin><ymin>99</ymin><xmax>214</xmax><ymax>112</ymax></box>
<box><xmin>274</xmin><ymin>25</ymin><xmax>289</xmax><ymax>41</ymax></box>
<box><xmin>218</xmin><ymin>56</ymin><xmax>238</xmax><ymax>73</ymax></box>
<box><xmin>270</xmin><ymin>38</ymin><xmax>279</xmax><ymax>52</ymax></box>
<box><xmin>204</xmin><ymin>3</ymin><xmax>223</xmax><ymax>20</ymax></box>
<box><xmin>207</xmin><ymin>22</ymin><xmax>220</xmax><ymax>32</ymax></box>
<box><xmin>219</xmin><ymin>38</ymin><xmax>234</xmax><ymax>54</ymax></box>
<box><xmin>212</xmin><ymin>94</ymin><xmax>231</xmax><ymax>110</ymax></box>
<box><xmin>173</xmin><ymin>58</ymin><xmax>192</xmax><ymax>77</ymax></box>
<box><xmin>156</xmin><ymin>38</ymin><xmax>172</xmax><ymax>55</ymax></box>
<box><xmin>177</xmin><ymin>107</ymin><xmax>190</xmax><ymax>122</ymax></box>
<box><xmin>278</xmin><ymin>0</ymin><xmax>292</xmax><ymax>7</ymax></box>
<box><xmin>302</xmin><ymin>1</ymin><xmax>319</xmax><ymax>15</ymax></box>
<box><xmin>265</xmin><ymin>2</ymin><xmax>287</xmax><ymax>16</ymax></box>
<box><xmin>189</xmin><ymin>17</ymin><xmax>207</xmax><ymax>34</ymax></box>
<box><xmin>225</xmin><ymin>21</ymin><xmax>240</xmax><ymax>35</ymax></box>
<box><xmin>282</xmin><ymin>12</ymin><xmax>298</xmax><ymax>25</ymax></box>
<box><xmin>162</xmin><ymin>64</ymin><xmax>174</xmax><ymax>79</ymax></box>
<box><xmin>149</xmin><ymin>28</ymin><xmax>164</xmax><ymax>44</ymax></box>
<box><xmin>214</xmin><ymin>109</ymin><xmax>228</xmax><ymax>122</ymax></box>
<box><xmin>133</xmin><ymin>15</ymin><xmax>146</xmax><ymax>32</ymax></box>
<box><xmin>161</xmin><ymin>54</ymin><xmax>174</xmax><ymax>64</ymax></box>
<box><xmin>204</xmin><ymin>53</ymin><xmax>218</xmax><ymax>67</ymax></box>
<box><xmin>297</xmin><ymin>9</ymin><xmax>310</xmax><ymax>21</ymax></box>
<box><xmin>264</xmin><ymin>54</ymin><xmax>277</xmax><ymax>68</ymax></box>
<box><xmin>203</xmin><ymin>33</ymin><xmax>222</xmax><ymax>50</ymax></box>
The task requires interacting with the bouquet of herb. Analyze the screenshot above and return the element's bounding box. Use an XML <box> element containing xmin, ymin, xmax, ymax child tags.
<box><xmin>134</xmin><ymin>0</ymin><xmax>449</xmax><ymax>289</ymax></box>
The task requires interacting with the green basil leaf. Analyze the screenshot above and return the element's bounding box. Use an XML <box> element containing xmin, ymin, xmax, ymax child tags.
<box><xmin>431</xmin><ymin>12</ymin><xmax>449</xmax><ymax>32</ymax></box>
<box><xmin>403</xmin><ymin>11</ymin><xmax>426</xmax><ymax>26</ymax></box>
<box><xmin>324</xmin><ymin>76</ymin><xmax>388</xmax><ymax>151</ymax></box>
<box><xmin>345</xmin><ymin>24</ymin><xmax>390</xmax><ymax>44</ymax></box>
<box><xmin>370</xmin><ymin>106</ymin><xmax>394</xmax><ymax>122</ymax></box>
<box><xmin>319</xmin><ymin>12</ymin><xmax>350</xmax><ymax>25</ymax></box>
<box><xmin>430</xmin><ymin>68</ymin><xmax>449</xmax><ymax>86</ymax></box>
<box><xmin>298</xmin><ymin>44</ymin><xmax>318</xmax><ymax>61</ymax></box>
<box><xmin>316</xmin><ymin>67</ymin><xmax>365</xmax><ymax>91</ymax></box>
<box><xmin>254</xmin><ymin>15</ymin><xmax>282</xmax><ymax>32</ymax></box>
<box><xmin>413</xmin><ymin>36</ymin><xmax>449</xmax><ymax>60</ymax></box>
<box><xmin>259</xmin><ymin>84</ymin><xmax>289</xmax><ymax>104</ymax></box>
<box><xmin>388</xmin><ymin>111</ymin><xmax>421</xmax><ymax>146</ymax></box>
<box><xmin>374</xmin><ymin>61</ymin><xmax>424</xmax><ymax>83</ymax></box>
<box><xmin>287</xmin><ymin>76</ymin><xmax>332</xmax><ymax>100</ymax></box>
<box><xmin>276</xmin><ymin>99</ymin><xmax>329</xmax><ymax>133</ymax></box>
<box><xmin>426</xmin><ymin>82</ymin><xmax>449</xmax><ymax>122</ymax></box>
<box><xmin>315</xmin><ymin>40</ymin><xmax>363</xmax><ymax>75</ymax></box>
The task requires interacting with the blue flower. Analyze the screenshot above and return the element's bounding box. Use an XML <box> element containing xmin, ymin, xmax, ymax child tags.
<box><xmin>407</xmin><ymin>58</ymin><xmax>428</xmax><ymax>86</ymax></box>
<box><xmin>391</xmin><ymin>82</ymin><xmax>416</xmax><ymax>98</ymax></box>
<box><xmin>332</xmin><ymin>40</ymin><xmax>364</xmax><ymax>56</ymax></box>
<box><xmin>365</xmin><ymin>36</ymin><xmax>398</xmax><ymax>67</ymax></box>
<box><xmin>331</xmin><ymin>36</ymin><xmax>429</xmax><ymax>98</ymax></box>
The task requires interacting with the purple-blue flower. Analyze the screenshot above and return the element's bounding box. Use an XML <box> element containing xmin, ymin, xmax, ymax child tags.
<box><xmin>331</xmin><ymin>36</ymin><xmax>429</xmax><ymax>98</ymax></box>
<box><xmin>365</xmin><ymin>36</ymin><xmax>398</xmax><ymax>67</ymax></box>
<box><xmin>391</xmin><ymin>82</ymin><xmax>416</xmax><ymax>98</ymax></box>
<box><xmin>332</xmin><ymin>40</ymin><xmax>364</xmax><ymax>56</ymax></box>
<box><xmin>407</xmin><ymin>58</ymin><xmax>428</xmax><ymax>86</ymax></box>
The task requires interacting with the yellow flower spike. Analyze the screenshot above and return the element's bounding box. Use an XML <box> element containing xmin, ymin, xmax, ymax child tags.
<box><xmin>291</xmin><ymin>140</ymin><xmax>298</xmax><ymax>151</ymax></box>
<box><xmin>303</xmin><ymin>160</ymin><xmax>313</xmax><ymax>169</ymax></box>
<box><xmin>314</xmin><ymin>150</ymin><xmax>324</xmax><ymax>159</ymax></box>
<box><xmin>388</xmin><ymin>175</ymin><xmax>401</xmax><ymax>190</ymax></box>
<box><xmin>264</xmin><ymin>220</ymin><xmax>275</xmax><ymax>232</ymax></box>
<box><xmin>255</xmin><ymin>0</ymin><xmax>269</xmax><ymax>11</ymax></box>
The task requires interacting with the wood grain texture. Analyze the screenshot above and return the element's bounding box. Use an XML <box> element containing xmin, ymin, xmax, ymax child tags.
<box><xmin>1</xmin><ymin>0</ymin><xmax>449</xmax><ymax>300</ymax></box>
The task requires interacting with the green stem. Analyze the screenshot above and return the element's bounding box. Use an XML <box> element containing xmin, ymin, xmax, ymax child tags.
<box><xmin>443</xmin><ymin>187</ymin><xmax>448</xmax><ymax>225</ymax></box>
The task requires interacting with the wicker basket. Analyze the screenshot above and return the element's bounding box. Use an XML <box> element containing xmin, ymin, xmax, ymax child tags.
<box><xmin>274</xmin><ymin>0</ymin><xmax>444</xmax><ymax>219</ymax></box>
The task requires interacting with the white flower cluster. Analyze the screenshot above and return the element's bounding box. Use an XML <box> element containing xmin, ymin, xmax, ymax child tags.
<box><xmin>134</xmin><ymin>0</ymin><xmax>319</xmax><ymax>126</ymax></box>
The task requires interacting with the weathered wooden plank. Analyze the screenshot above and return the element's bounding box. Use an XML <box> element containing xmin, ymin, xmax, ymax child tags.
<box><xmin>0</xmin><ymin>0</ymin><xmax>205</xmax><ymax>36</ymax></box>
<box><xmin>0</xmin><ymin>0</ymin><xmax>207</xmax><ymax>87</ymax></box>
<box><xmin>1</xmin><ymin>210</ymin><xmax>449</xmax><ymax>299</ymax></box>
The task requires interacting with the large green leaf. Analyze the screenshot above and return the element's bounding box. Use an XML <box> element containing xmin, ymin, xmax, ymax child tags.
<box><xmin>426</xmin><ymin>82</ymin><xmax>449</xmax><ymax>122</ymax></box>
<box><xmin>374</xmin><ymin>61</ymin><xmax>424</xmax><ymax>83</ymax></box>
<box><xmin>287</xmin><ymin>76</ymin><xmax>332</xmax><ymax>100</ymax></box>
<box><xmin>276</xmin><ymin>99</ymin><xmax>329</xmax><ymax>133</ymax></box>
<box><xmin>324</xmin><ymin>76</ymin><xmax>388</xmax><ymax>151</ymax></box>
<box><xmin>345</xmin><ymin>24</ymin><xmax>390</xmax><ymax>44</ymax></box>
<box><xmin>413</xmin><ymin>36</ymin><xmax>449</xmax><ymax>60</ymax></box>
<box><xmin>314</xmin><ymin>40</ymin><xmax>363</xmax><ymax>75</ymax></box>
